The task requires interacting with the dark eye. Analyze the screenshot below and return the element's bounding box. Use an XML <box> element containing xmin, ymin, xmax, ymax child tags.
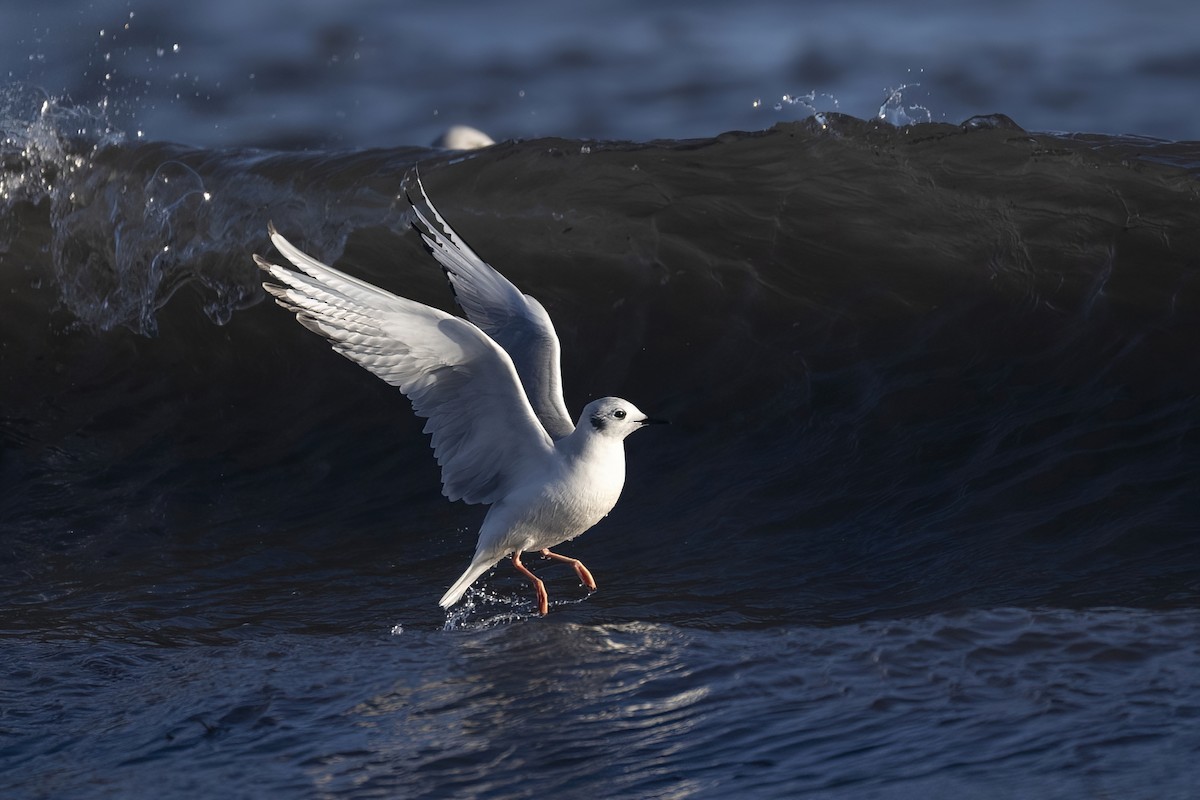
<box><xmin>613</xmin><ymin>409</ymin><xmax>627</xmax><ymax>420</ymax></box>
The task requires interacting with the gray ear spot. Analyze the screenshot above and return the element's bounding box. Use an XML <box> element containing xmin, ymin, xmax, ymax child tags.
<box><xmin>590</xmin><ymin>415</ymin><xmax>606</xmax><ymax>431</ymax></box>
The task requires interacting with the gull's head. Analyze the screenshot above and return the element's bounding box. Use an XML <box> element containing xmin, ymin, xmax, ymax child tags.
<box><xmin>581</xmin><ymin>397</ymin><xmax>667</xmax><ymax>440</ymax></box>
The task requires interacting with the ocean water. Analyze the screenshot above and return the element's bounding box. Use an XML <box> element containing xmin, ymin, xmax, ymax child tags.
<box><xmin>3</xmin><ymin>2</ymin><xmax>1200</xmax><ymax>798</ymax></box>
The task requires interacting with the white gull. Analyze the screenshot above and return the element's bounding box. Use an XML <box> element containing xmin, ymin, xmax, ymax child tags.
<box><xmin>254</xmin><ymin>176</ymin><xmax>664</xmax><ymax>615</ymax></box>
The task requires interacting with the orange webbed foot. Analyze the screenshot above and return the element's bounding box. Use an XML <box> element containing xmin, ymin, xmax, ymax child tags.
<box><xmin>540</xmin><ymin>548</ymin><xmax>597</xmax><ymax>592</ymax></box>
<box><xmin>512</xmin><ymin>551</ymin><xmax>550</xmax><ymax>615</ymax></box>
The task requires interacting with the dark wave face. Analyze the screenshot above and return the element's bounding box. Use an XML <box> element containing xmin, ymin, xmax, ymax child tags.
<box><xmin>4</xmin><ymin>113</ymin><xmax>1200</xmax><ymax>798</ymax></box>
<box><xmin>5</xmin><ymin>116</ymin><xmax>1199</xmax><ymax>626</ymax></box>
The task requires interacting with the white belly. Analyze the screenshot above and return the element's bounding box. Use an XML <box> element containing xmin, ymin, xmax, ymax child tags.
<box><xmin>478</xmin><ymin>449</ymin><xmax>627</xmax><ymax>557</ymax></box>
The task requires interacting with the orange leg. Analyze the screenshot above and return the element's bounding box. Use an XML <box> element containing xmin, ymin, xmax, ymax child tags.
<box><xmin>540</xmin><ymin>548</ymin><xmax>597</xmax><ymax>591</ymax></box>
<box><xmin>511</xmin><ymin>551</ymin><xmax>549</xmax><ymax>616</ymax></box>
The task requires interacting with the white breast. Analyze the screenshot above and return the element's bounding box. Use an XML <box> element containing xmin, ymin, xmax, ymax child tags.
<box><xmin>480</xmin><ymin>437</ymin><xmax>629</xmax><ymax>556</ymax></box>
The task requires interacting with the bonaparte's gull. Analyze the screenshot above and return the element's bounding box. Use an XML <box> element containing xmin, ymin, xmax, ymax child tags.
<box><xmin>254</xmin><ymin>177</ymin><xmax>664</xmax><ymax>616</ymax></box>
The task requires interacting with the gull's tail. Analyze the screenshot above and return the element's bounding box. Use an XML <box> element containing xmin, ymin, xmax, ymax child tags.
<box><xmin>439</xmin><ymin>557</ymin><xmax>498</xmax><ymax>609</ymax></box>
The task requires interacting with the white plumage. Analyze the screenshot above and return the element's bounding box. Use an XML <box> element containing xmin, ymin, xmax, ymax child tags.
<box><xmin>255</xmin><ymin>176</ymin><xmax>663</xmax><ymax>615</ymax></box>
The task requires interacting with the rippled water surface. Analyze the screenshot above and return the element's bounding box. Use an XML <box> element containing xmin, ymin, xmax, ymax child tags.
<box><xmin>8</xmin><ymin>610</ymin><xmax>1200</xmax><ymax>799</ymax></box>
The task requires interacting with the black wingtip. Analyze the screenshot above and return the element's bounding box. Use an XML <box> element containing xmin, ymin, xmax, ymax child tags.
<box><xmin>404</xmin><ymin>170</ymin><xmax>433</xmax><ymax>241</ymax></box>
<box><xmin>403</xmin><ymin>171</ymin><xmax>464</xmax><ymax>308</ymax></box>
<box><xmin>410</xmin><ymin>219</ymin><xmax>440</xmax><ymax>263</ymax></box>
<box><xmin>401</xmin><ymin>164</ymin><xmax>424</xmax><ymax>209</ymax></box>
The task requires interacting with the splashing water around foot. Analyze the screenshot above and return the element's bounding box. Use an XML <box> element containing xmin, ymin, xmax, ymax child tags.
<box><xmin>441</xmin><ymin>582</ymin><xmax>593</xmax><ymax>631</ymax></box>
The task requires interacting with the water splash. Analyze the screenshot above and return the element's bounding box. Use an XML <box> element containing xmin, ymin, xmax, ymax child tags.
<box><xmin>0</xmin><ymin>85</ymin><xmax>124</xmax><ymax>207</ymax></box>
<box><xmin>878</xmin><ymin>82</ymin><xmax>932</xmax><ymax>127</ymax></box>
<box><xmin>442</xmin><ymin>584</ymin><xmax>538</xmax><ymax>631</ymax></box>
<box><xmin>751</xmin><ymin>90</ymin><xmax>840</xmax><ymax>121</ymax></box>
<box><xmin>0</xmin><ymin>10</ymin><xmax>255</xmax><ymax>334</ymax></box>
<box><xmin>441</xmin><ymin>581</ymin><xmax>593</xmax><ymax>631</ymax></box>
<box><xmin>1</xmin><ymin>87</ymin><xmax>379</xmax><ymax>334</ymax></box>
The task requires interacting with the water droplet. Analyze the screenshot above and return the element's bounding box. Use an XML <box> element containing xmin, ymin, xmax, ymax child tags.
<box><xmin>172</xmin><ymin>43</ymin><xmax>180</xmax><ymax>53</ymax></box>
<box><xmin>752</xmin><ymin>98</ymin><xmax>762</xmax><ymax>108</ymax></box>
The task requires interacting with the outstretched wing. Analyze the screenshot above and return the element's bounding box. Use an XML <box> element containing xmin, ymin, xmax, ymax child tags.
<box><xmin>408</xmin><ymin>176</ymin><xmax>575</xmax><ymax>440</ymax></box>
<box><xmin>257</xmin><ymin>224</ymin><xmax>554</xmax><ymax>505</ymax></box>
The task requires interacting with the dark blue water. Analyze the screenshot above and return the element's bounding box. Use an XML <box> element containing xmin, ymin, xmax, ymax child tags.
<box><xmin>5</xmin><ymin>0</ymin><xmax>1200</xmax><ymax>147</ymax></box>
<box><xmin>4</xmin><ymin>2</ymin><xmax>1200</xmax><ymax>798</ymax></box>
<box><xmin>8</xmin><ymin>612</ymin><xmax>1200</xmax><ymax>798</ymax></box>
